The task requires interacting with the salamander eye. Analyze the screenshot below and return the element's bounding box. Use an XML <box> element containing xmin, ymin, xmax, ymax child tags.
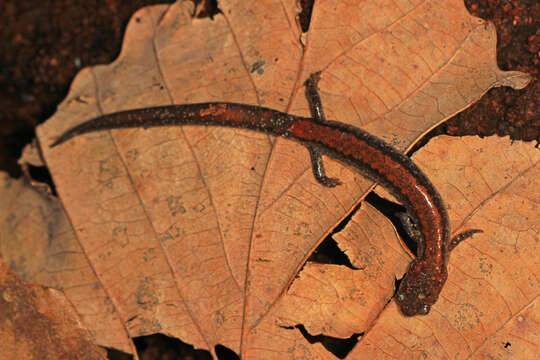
<box><xmin>418</xmin><ymin>304</ymin><xmax>430</xmax><ymax>315</ymax></box>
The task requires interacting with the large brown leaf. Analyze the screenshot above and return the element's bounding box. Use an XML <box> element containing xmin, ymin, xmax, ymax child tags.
<box><xmin>3</xmin><ymin>0</ymin><xmax>534</xmax><ymax>357</ymax></box>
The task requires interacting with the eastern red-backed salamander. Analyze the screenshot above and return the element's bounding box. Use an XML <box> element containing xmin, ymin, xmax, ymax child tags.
<box><xmin>49</xmin><ymin>72</ymin><xmax>481</xmax><ymax>316</ymax></box>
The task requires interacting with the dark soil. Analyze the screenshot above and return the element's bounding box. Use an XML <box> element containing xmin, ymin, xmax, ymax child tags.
<box><xmin>452</xmin><ymin>0</ymin><xmax>538</xmax><ymax>141</ymax></box>
<box><xmin>0</xmin><ymin>0</ymin><xmax>537</xmax><ymax>359</ymax></box>
<box><xmin>0</xmin><ymin>0</ymin><xmax>173</xmax><ymax>177</ymax></box>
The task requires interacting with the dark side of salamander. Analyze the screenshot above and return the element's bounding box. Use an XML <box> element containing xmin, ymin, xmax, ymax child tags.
<box><xmin>50</xmin><ymin>72</ymin><xmax>481</xmax><ymax>316</ymax></box>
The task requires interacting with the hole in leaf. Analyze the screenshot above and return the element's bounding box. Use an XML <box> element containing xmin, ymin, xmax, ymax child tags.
<box><xmin>27</xmin><ymin>164</ymin><xmax>57</xmax><ymax>196</ymax></box>
<box><xmin>278</xmin><ymin>325</ymin><xmax>295</xmax><ymax>330</ymax></box>
<box><xmin>394</xmin><ymin>277</ymin><xmax>403</xmax><ymax>298</ymax></box>
<box><xmin>133</xmin><ymin>333</ymin><xmax>212</xmax><ymax>359</ymax></box>
<box><xmin>192</xmin><ymin>0</ymin><xmax>221</xmax><ymax>19</ymax></box>
<box><xmin>296</xmin><ymin>324</ymin><xmax>362</xmax><ymax>359</ymax></box>
<box><xmin>105</xmin><ymin>347</ymin><xmax>133</xmax><ymax>360</ymax></box>
<box><xmin>298</xmin><ymin>0</ymin><xmax>315</xmax><ymax>32</ymax></box>
<box><xmin>308</xmin><ymin>237</ymin><xmax>356</xmax><ymax>269</ymax></box>
<box><xmin>215</xmin><ymin>344</ymin><xmax>240</xmax><ymax>359</ymax></box>
<box><xmin>308</xmin><ymin>199</ymin><xmax>364</xmax><ymax>268</ymax></box>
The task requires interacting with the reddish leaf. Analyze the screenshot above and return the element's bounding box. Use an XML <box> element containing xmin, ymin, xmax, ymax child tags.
<box><xmin>0</xmin><ymin>257</ymin><xmax>107</xmax><ymax>359</ymax></box>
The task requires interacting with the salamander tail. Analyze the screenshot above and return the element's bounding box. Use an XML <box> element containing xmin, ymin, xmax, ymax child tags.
<box><xmin>448</xmin><ymin>229</ymin><xmax>483</xmax><ymax>252</ymax></box>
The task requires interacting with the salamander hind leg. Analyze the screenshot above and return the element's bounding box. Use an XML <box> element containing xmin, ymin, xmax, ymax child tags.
<box><xmin>448</xmin><ymin>229</ymin><xmax>483</xmax><ymax>252</ymax></box>
<box><xmin>304</xmin><ymin>72</ymin><xmax>343</xmax><ymax>188</ymax></box>
<box><xmin>308</xmin><ymin>146</ymin><xmax>342</xmax><ymax>188</ymax></box>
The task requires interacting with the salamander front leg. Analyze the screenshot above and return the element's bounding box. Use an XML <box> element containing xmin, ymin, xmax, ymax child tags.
<box><xmin>304</xmin><ymin>72</ymin><xmax>342</xmax><ymax>188</ymax></box>
<box><xmin>308</xmin><ymin>146</ymin><xmax>342</xmax><ymax>187</ymax></box>
<box><xmin>397</xmin><ymin>212</ymin><xmax>425</xmax><ymax>256</ymax></box>
<box><xmin>305</xmin><ymin>72</ymin><xmax>327</xmax><ymax>124</ymax></box>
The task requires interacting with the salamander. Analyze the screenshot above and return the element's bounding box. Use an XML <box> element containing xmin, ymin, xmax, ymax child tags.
<box><xmin>49</xmin><ymin>72</ymin><xmax>481</xmax><ymax>316</ymax></box>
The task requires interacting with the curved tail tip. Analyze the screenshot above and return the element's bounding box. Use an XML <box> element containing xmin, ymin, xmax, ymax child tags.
<box><xmin>49</xmin><ymin>138</ymin><xmax>62</xmax><ymax>148</ymax></box>
<box><xmin>49</xmin><ymin>131</ymin><xmax>75</xmax><ymax>148</ymax></box>
<box><xmin>449</xmin><ymin>229</ymin><xmax>483</xmax><ymax>252</ymax></box>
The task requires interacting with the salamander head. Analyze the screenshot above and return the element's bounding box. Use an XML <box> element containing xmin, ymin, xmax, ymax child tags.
<box><xmin>395</xmin><ymin>260</ymin><xmax>447</xmax><ymax>316</ymax></box>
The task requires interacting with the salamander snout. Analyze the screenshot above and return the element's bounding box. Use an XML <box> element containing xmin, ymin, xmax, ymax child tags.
<box><xmin>395</xmin><ymin>260</ymin><xmax>447</xmax><ymax>316</ymax></box>
<box><xmin>396</xmin><ymin>290</ymin><xmax>431</xmax><ymax>316</ymax></box>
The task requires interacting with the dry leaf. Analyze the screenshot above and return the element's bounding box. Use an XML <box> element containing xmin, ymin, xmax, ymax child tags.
<box><xmin>0</xmin><ymin>257</ymin><xmax>107</xmax><ymax>360</ymax></box>
<box><xmin>0</xmin><ymin>171</ymin><xmax>135</xmax><ymax>354</ymax></box>
<box><xmin>3</xmin><ymin>0</ymin><xmax>532</xmax><ymax>358</ymax></box>
<box><xmin>346</xmin><ymin>135</ymin><xmax>539</xmax><ymax>359</ymax></box>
